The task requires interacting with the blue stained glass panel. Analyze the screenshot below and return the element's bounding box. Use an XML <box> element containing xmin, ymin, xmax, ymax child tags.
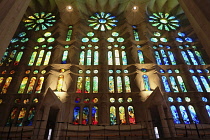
<box><xmin>137</xmin><ymin>50</ymin><xmax>144</xmax><ymax>64</ymax></box>
<box><xmin>205</xmin><ymin>105</ymin><xmax>210</xmax><ymax>117</ymax></box>
<box><xmin>143</xmin><ymin>75</ymin><xmax>151</xmax><ymax>91</ymax></box>
<box><xmin>179</xmin><ymin>106</ymin><xmax>190</xmax><ymax>124</ymax></box>
<box><xmin>82</xmin><ymin>107</ymin><xmax>89</xmax><ymax>125</ymax></box>
<box><xmin>168</xmin><ymin>97</ymin><xmax>173</xmax><ymax>102</ymax></box>
<box><xmin>169</xmin><ymin>76</ymin><xmax>179</xmax><ymax>92</ymax></box>
<box><xmin>168</xmin><ymin>51</ymin><xmax>176</xmax><ymax>65</ymax></box>
<box><xmin>200</xmin><ymin>76</ymin><xmax>210</xmax><ymax>92</ymax></box>
<box><xmin>73</xmin><ymin>107</ymin><xmax>80</xmax><ymax>124</ymax></box>
<box><xmin>161</xmin><ymin>76</ymin><xmax>171</xmax><ymax>92</ymax></box>
<box><xmin>192</xmin><ymin>76</ymin><xmax>203</xmax><ymax>92</ymax></box>
<box><xmin>181</xmin><ymin>51</ymin><xmax>191</xmax><ymax>65</ymax></box>
<box><xmin>170</xmin><ymin>105</ymin><xmax>181</xmax><ymax>124</ymax></box>
<box><xmin>202</xmin><ymin>97</ymin><xmax>208</xmax><ymax>102</ymax></box>
<box><xmin>187</xmin><ymin>50</ymin><xmax>198</xmax><ymax>65</ymax></box>
<box><xmin>79</xmin><ymin>51</ymin><xmax>85</xmax><ymax>65</ymax></box>
<box><xmin>154</xmin><ymin>51</ymin><xmax>162</xmax><ymax>65</ymax></box>
<box><xmin>177</xmin><ymin>76</ymin><xmax>187</xmax><ymax>92</ymax></box>
<box><xmin>195</xmin><ymin>51</ymin><xmax>205</xmax><ymax>65</ymax></box>
<box><xmin>188</xmin><ymin>105</ymin><xmax>199</xmax><ymax>124</ymax></box>
<box><xmin>110</xmin><ymin>106</ymin><xmax>116</xmax><ymax>125</ymax></box>
<box><xmin>122</xmin><ymin>51</ymin><xmax>127</xmax><ymax>65</ymax></box>
<box><xmin>160</xmin><ymin>49</ymin><xmax>169</xmax><ymax>65</ymax></box>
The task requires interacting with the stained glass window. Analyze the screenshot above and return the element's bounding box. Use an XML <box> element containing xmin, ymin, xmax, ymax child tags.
<box><xmin>28</xmin><ymin>52</ymin><xmax>37</xmax><ymax>66</ymax></box>
<box><xmin>92</xmin><ymin>106</ymin><xmax>98</xmax><ymax>125</ymax></box>
<box><xmin>6</xmin><ymin>107</ymin><xmax>18</xmax><ymax>126</ymax></box>
<box><xmin>115</xmin><ymin>50</ymin><xmax>120</xmax><ymax>65</ymax></box>
<box><xmin>85</xmin><ymin>77</ymin><xmax>90</xmax><ymax>93</ymax></box>
<box><xmin>94</xmin><ymin>51</ymin><xmax>99</xmax><ymax>65</ymax></box>
<box><xmin>79</xmin><ymin>51</ymin><xmax>85</xmax><ymax>65</ymax></box>
<box><xmin>122</xmin><ymin>51</ymin><xmax>127</xmax><ymax>65</ymax></box>
<box><xmin>170</xmin><ymin>105</ymin><xmax>181</xmax><ymax>124</ymax></box>
<box><xmin>25</xmin><ymin>107</ymin><xmax>36</xmax><ymax>126</ymax></box>
<box><xmin>179</xmin><ymin>106</ymin><xmax>190</xmax><ymax>124</ymax></box>
<box><xmin>14</xmin><ymin>52</ymin><xmax>23</xmax><ymax>65</ymax></box>
<box><xmin>138</xmin><ymin>50</ymin><xmax>144</xmax><ymax>64</ymax></box>
<box><xmin>177</xmin><ymin>76</ymin><xmax>187</xmax><ymax>92</ymax></box>
<box><xmin>110</xmin><ymin>106</ymin><xmax>116</xmax><ymax>125</ymax></box>
<box><xmin>0</xmin><ymin>77</ymin><xmax>4</xmax><ymax>87</ymax></box>
<box><xmin>133</xmin><ymin>26</ymin><xmax>140</xmax><ymax>41</ymax></box>
<box><xmin>181</xmin><ymin>51</ymin><xmax>191</xmax><ymax>65</ymax></box>
<box><xmin>119</xmin><ymin>106</ymin><xmax>126</xmax><ymax>124</ymax></box>
<box><xmin>36</xmin><ymin>50</ymin><xmax>45</xmax><ymax>66</ymax></box>
<box><xmin>73</xmin><ymin>107</ymin><xmax>80</xmax><ymax>124</ymax></box>
<box><xmin>128</xmin><ymin>106</ymin><xmax>135</xmax><ymax>124</ymax></box>
<box><xmin>192</xmin><ymin>76</ymin><xmax>203</xmax><ymax>92</ymax></box>
<box><xmin>154</xmin><ymin>51</ymin><xmax>162</xmax><ymax>65</ymax></box>
<box><xmin>76</xmin><ymin>77</ymin><xmax>83</xmax><ymax>93</ymax></box>
<box><xmin>200</xmin><ymin>76</ymin><xmax>210</xmax><ymax>92</ymax></box>
<box><xmin>187</xmin><ymin>50</ymin><xmax>198</xmax><ymax>65</ymax></box>
<box><xmin>117</xmin><ymin>76</ymin><xmax>123</xmax><ymax>93</ymax></box>
<box><xmin>160</xmin><ymin>49</ymin><xmax>169</xmax><ymax>65</ymax></box>
<box><xmin>205</xmin><ymin>105</ymin><xmax>210</xmax><ymax>117</ymax></box>
<box><xmin>93</xmin><ymin>76</ymin><xmax>98</xmax><ymax>93</ymax></box>
<box><xmin>194</xmin><ymin>51</ymin><xmax>205</xmax><ymax>65</ymax></box>
<box><xmin>1</xmin><ymin>77</ymin><xmax>12</xmax><ymax>94</ymax></box>
<box><xmin>82</xmin><ymin>107</ymin><xmax>89</xmax><ymax>125</ymax></box>
<box><xmin>109</xmin><ymin>76</ymin><xmax>114</xmax><ymax>93</ymax></box>
<box><xmin>16</xmin><ymin>108</ymin><xmax>26</xmax><ymax>126</ymax></box>
<box><xmin>161</xmin><ymin>76</ymin><xmax>171</xmax><ymax>92</ymax></box>
<box><xmin>169</xmin><ymin>76</ymin><xmax>179</xmax><ymax>92</ymax></box>
<box><xmin>66</xmin><ymin>26</ymin><xmax>73</xmax><ymax>41</ymax></box>
<box><xmin>108</xmin><ymin>51</ymin><xmax>113</xmax><ymax>65</ymax></box>
<box><xmin>35</xmin><ymin>77</ymin><xmax>44</xmax><ymax>93</ymax></box>
<box><xmin>87</xmin><ymin>50</ymin><xmax>91</xmax><ymax>65</ymax></box>
<box><xmin>18</xmin><ymin>77</ymin><xmax>28</xmax><ymax>93</ymax></box>
<box><xmin>124</xmin><ymin>76</ymin><xmax>131</xmax><ymax>92</ymax></box>
<box><xmin>143</xmin><ymin>75</ymin><xmax>151</xmax><ymax>91</ymax></box>
<box><xmin>56</xmin><ymin>75</ymin><xmax>64</xmax><ymax>92</ymax></box>
<box><xmin>43</xmin><ymin>51</ymin><xmax>51</xmax><ymax>65</ymax></box>
<box><xmin>168</xmin><ymin>51</ymin><xmax>176</xmax><ymax>65</ymax></box>
<box><xmin>188</xmin><ymin>105</ymin><xmax>199</xmax><ymax>124</ymax></box>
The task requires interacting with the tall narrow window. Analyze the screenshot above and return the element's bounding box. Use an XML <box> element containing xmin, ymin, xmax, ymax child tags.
<box><xmin>194</xmin><ymin>51</ymin><xmax>205</xmax><ymax>65</ymax></box>
<box><xmin>18</xmin><ymin>77</ymin><xmax>28</xmax><ymax>93</ymax></box>
<box><xmin>200</xmin><ymin>76</ymin><xmax>210</xmax><ymax>92</ymax></box>
<box><xmin>122</xmin><ymin>51</ymin><xmax>127</xmax><ymax>65</ymax></box>
<box><xmin>35</xmin><ymin>77</ymin><xmax>44</xmax><ymax>93</ymax></box>
<box><xmin>7</xmin><ymin>50</ymin><xmax>17</xmax><ymax>66</ymax></box>
<box><xmin>56</xmin><ymin>75</ymin><xmax>64</xmax><ymax>92</ymax></box>
<box><xmin>85</xmin><ymin>77</ymin><xmax>90</xmax><ymax>93</ymax></box>
<box><xmin>14</xmin><ymin>52</ymin><xmax>23</xmax><ymax>65</ymax></box>
<box><xmin>115</xmin><ymin>50</ymin><xmax>120</xmax><ymax>65</ymax></box>
<box><xmin>1</xmin><ymin>77</ymin><xmax>12</xmax><ymax>94</ymax></box>
<box><xmin>205</xmin><ymin>105</ymin><xmax>210</xmax><ymax>117</ymax></box>
<box><xmin>82</xmin><ymin>107</ymin><xmax>89</xmax><ymax>125</ymax></box>
<box><xmin>0</xmin><ymin>77</ymin><xmax>4</xmax><ymax>87</ymax></box>
<box><xmin>128</xmin><ymin>106</ymin><xmax>135</xmax><ymax>124</ymax></box>
<box><xmin>93</xmin><ymin>76</ymin><xmax>98</xmax><ymax>93</ymax></box>
<box><xmin>179</xmin><ymin>106</ymin><xmax>190</xmax><ymax>124</ymax></box>
<box><xmin>92</xmin><ymin>106</ymin><xmax>98</xmax><ymax>125</ymax></box>
<box><xmin>108</xmin><ymin>51</ymin><xmax>113</xmax><ymax>65</ymax></box>
<box><xmin>181</xmin><ymin>51</ymin><xmax>191</xmax><ymax>65</ymax></box>
<box><xmin>154</xmin><ymin>51</ymin><xmax>162</xmax><ymax>65</ymax></box>
<box><xmin>87</xmin><ymin>50</ymin><xmax>91</xmax><ymax>65</ymax></box>
<box><xmin>28</xmin><ymin>52</ymin><xmax>37</xmax><ymax>66</ymax></box>
<box><xmin>79</xmin><ymin>51</ymin><xmax>85</xmax><ymax>65</ymax></box>
<box><xmin>119</xmin><ymin>106</ymin><xmax>126</xmax><ymax>124</ymax></box>
<box><xmin>73</xmin><ymin>107</ymin><xmax>80</xmax><ymax>124</ymax></box>
<box><xmin>192</xmin><ymin>76</ymin><xmax>203</xmax><ymax>92</ymax></box>
<box><xmin>0</xmin><ymin>51</ymin><xmax>8</xmax><ymax>66</ymax></box>
<box><xmin>117</xmin><ymin>76</ymin><xmax>123</xmax><ymax>93</ymax></box>
<box><xmin>137</xmin><ymin>50</ymin><xmax>144</xmax><ymax>64</ymax></box>
<box><xmin>62</xmin><ymin>51</ymin><xmax>68</xmax><ymax>64</ymax></box>
<box><xmin>188</xmin><ymin>105</ymin><xmax>199</xmax><ymax>124</ymax></box>
<box><xmin>160</xmin><ymin>49</ymin><xmax>169</xmax><ymax>65</ymax></box>
<box><xmin>170</xmin><ymin>105</ymin><xmax>181</xmax><ymax>124</ymax></box>
<box><xmin>16</xmin><ymin>108</ymin><xmax>26</xmax><ymax>126</ymax></box>
<box><xmin>94</xmin><ymin>51</ymin><xmax>99</xmax><ymax>65</ymax></box>
<box><xmin>124</xmin><ymin>76</ymin><xmax>131</xmax><ymax>92</ymax></box>
<box><xmin>109</xmin><ymin>76</ymin><xmax>114</xmax><ymax>93</ymax></box>
<box><xmin>43</xmin><ymin>51</ymin><xmax>51</xmax><ymax>65</ymax></box>
<box><xmin>6</xmin><ymin>107</ymin><xmax>18</xmax><ymax>126</ymax></box>
<box><xmin>187</xmin><ymin>50</ymin><xmax>198</xmax><ymax>65</ymax></box>
<box><xmin>76</xmin><ymin>77</ymin><xmax>83</xmax><ymax>93</ymax></box>
<box><xmin>26</xmin><ymin>107</ymin><xmax>36</xmax><ymax>126</ymax></box>
<box><xmin>27</xmin><ymin>77</ymin><xmax>36</xmax><ymax>94</ymax></box>
<box><xmin>169</xmin><ymin>76</ymin><xmax>179</xmax><ymax>92</ymax></box>
<box><xmin>177</xmin><ymin>76</ymin><xmax>187</xmax><ymax>92</ymax></box>
<box><xmin>168</xmin><ymin>51</ymin><xmax>176</xmax><ymax>65</ymax></box>
<box><xmin>132</xmin><ymin>26</ymin><xmax>140</xmax><ymax>41</ymax></box>
<box><xmin>36</xmin><ymin>50</ymin><xmax>45</xmax><ymax>66</ymax></box>
<box><xmin>161</xmin><ymin>76</ymin><xmax>171</xmax><ymax>92</ymax></box>
<box><xmin>143</xmin><ymin>75</ymin><xmax>151</xmax><ymax>91</ymax></box>
<box><xmin>110</xmin><ymin>106</ymin><xmax>116</xmax><ymax>125</ymax></box>
<box><xmin>66</xmin><ymin>25</ymin><xmax>73</xmax><ymax>41</ymax></box>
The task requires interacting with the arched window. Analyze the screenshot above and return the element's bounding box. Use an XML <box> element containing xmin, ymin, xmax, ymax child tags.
<box><xmin>66</xmin><ymin>25</ymin><xmax>73</xmax><ymax>41</ymax></box>
<box><xmin>177</xmin><ymin>76</ymin><xmax>187</xmax><ymax>92</ymax></box>
<box><xmin>25</xmin><ymin>107</ymin><xmax>36</xmax><ymax>126</ymax></box>
<box><xmin>109</xmin><ymin>76</ymin><xmax>114</xmax><ymax>93</ymax></box>
<box><xmin>160</xmin><ymin>49</ymin><xmax>169</xmax><ymax>65</ymax></box>
<box><xmin>16</xmin><ymin>108</ymin><xmax>26</xmax><ymax>126</ymax></box>
<box><xmin>170</xmin><ymin>105</ymin><xmax>181</xmax><ymax>124</ymax></box>
<box><xmin>187</xmin><ymin>50</ymin><xmax>198</xmax><ymax>65</ymax></box>
<box><xmin>79</xmin><ymin>46</ymin><xmax>99</xmax><ymax>65</ymax></box>
<box><xmin>194</xmin><ymin>51</ymin><xmax>205</xmax><ymax>65</ymax></box>
<box><xmin>82</xmin><ymin>107</ymin><xmax>89</xmax><ymax>125</ymax></box>
<box><xmin>18</xmin><ymin>77</ymin><xmax>28</xmax><ymax>93</ymax></box>
<box><xmin>119</xmin><ymin>106</ymin><xmax>126</xmax><ymax>124</ymax></box>
<box><xmin>73</xmin><ymin>107</ymin><xmax>80</xmax><ymax>124</ymax></box>
<box><xmin>14</xmin><ymin>51</ymin><xmax>23</xmax><ymax>65</ymax></box>
<box><xmin>79</xmin><ymin>51</ymin><xmax>85</xmax><ymax>65</ymax></box>
<box><xmin>205</xmin><ymin>105</ymin><xmax>210</xmax><ymax>117</ymax></box>
<box><xmin>154</xmin><ymin>51</ymin><xmax>162</xmax><ymax>65</ymax></box>
<box><xmin>36</xmin><ymin>50</ymin><xmax>45</xmax><ymax>66</ymax></box>
<box><xmin>62</xmin><ymin>50</ymin><xmax>68</xmax><ymax>64</ymax></box>
<box><xmin>161</xmin><ymin>76</ymin><xmax>171</xmax><ymax>92</ymax></box>
<box><xmin>85</xmin><ymin>77</ymin><xmax>90</xmax><ymax>93</ymax></box>
<box><xmin>0</xmin><ymin>77</ymin><xmax>4</xmax><ymax>87</ymax></box>
<box><xmin>56</xmin><ymin>75</ymin><xmax>64</xmax><ymax>92</ymax></box>
<box><xmin>181</xmin><ymin>51</ymin><xmax>191</xmax><ymax>65</ymax></box>
<box><xmin>124</xmin><ymin>76</ymin><xmax>131</xmax><ymax>92</ymax></box>
<box><xmin>132</xmin><ymin>25</ymin><xmax>140</xmax><ymax>41</ymax></box>
<box><xmin>168</xmin><ymin>51</ymin><xmax>176</xmax><ymax>65</ymax></box>
<box><xmin>200</xmin><ymin>76</ymin><xmax>210</xmax><ymax>92</ymax></box>
<box><xmin>117</xmin><ymin>76</ymin><xmax>123</xmax><ymax>93</ymax></box>
<box><xmin>27</xmin><ymin>77</ymin><xmax>36</xmax><ymax>94</ymax></box>
<box><xmin>122</xmin><ymin>51</ymin><xmax>127</xmax><ymax>65</ymax></box>
<box><xmin>192</xmin><ymin>76</ymin><xmax>203</xmax><ymax>92</ymax></box>
<box><xmin>110</xmin><ymin>106</ymin><xmax>117</xmax><ymax>125</ymax></box>
<box><xmin>179</xmin><ymin>106</ymin><xmax>190</xmax><ymax>124</ymax></box>
<box><xmin>35</xmin><ymin>77</ymin><xmax>44</xmax><ymax>93</ymax></box>
<box><xmin>115</xmin><ymin>50</ymin><xmax>120</xmax><ymax>65</ymax></box>
<box><xmin>94</xmin><ymin>51</ymin><xmax>99</xmax><ymax>65</ymax></box>
<box><xmin>92</xmin><ymin>106</ymin><xmax>98</xmax><ymax>125</ymax></box>
<box><xmin>143</xmin><ymin>75</ymin><xmax>151</xmax><ymax>91</ymax></box>
<box><xmin>108</xmin><ymin>51</ymin><xmax>113</xmax><ymax>65</ymax></box>
<box><xmin>137</xmin><ymin>50</ymin><xmax>144</xmax><ymax>64</ymax></box>
<box><xmin>43</xmin><ymin>51</ymin><xmax>51</xmax><ymax>65</ymax></box>
<box><xmin>6</xmin><ymin>107</ymin><xmax>18</xmax><ymax>126</ymax></box>
<box><xmin>188</xmin><ymin>105</ymin><xmax>199</xmax><ymax>124</ymax></box>
<box><xmin>93</xmin><ymin>76</ymin><xmax>98</xmax><ymax>93</ymax></box>
<box><xmin>76</xmin><ymin>77</ymin><xmax>83</xmax><ymax>93</ymax></box>
<box><xmin>28</xmin><ymin>51</ymin><xmax>37</xmax><ymax>66</ymax></box>
<box><xmin>1</xmin><ymin>77</ymin><xmax>12</xmax><ymax>94</ymax></box>
<box><xmin>169</xmin><ymin>76</ymin><xmax>179</xmax><ymax>92</ymax></box>
<box><xmin>128</xmin><ymin>106</ymin><xmax>135</xmax><ymax>124</ymax></box>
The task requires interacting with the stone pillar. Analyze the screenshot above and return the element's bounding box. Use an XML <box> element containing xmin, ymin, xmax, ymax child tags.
<box><xmin>0</xmin><ymin>0</ymin><xmax>31</xmax><ymax>58</ymax></box>
<box><xmin>158</xmin><ymin>105</ymin><xmax>171</xmax><ymax>138</ymax></box>
<box><xmin>178</xmin><ymin>0</ymin><xmax>210</xmax><ymax>58</ymax></box>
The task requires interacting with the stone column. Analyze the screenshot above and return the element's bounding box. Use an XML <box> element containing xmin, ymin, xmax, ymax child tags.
<box><xmin>178</xmin><ymin>0</ymin><xmax>210</xmax><ymax>58</ymax></box>
<box><xmin>0</xmin><ymin>0</ymin><xmax>31</xmax><ymax>58</ymax></box>
<box><xmin>158</xmin><ymin>105</ymin><xmax>171</xmax><ymax>138</ymax></box>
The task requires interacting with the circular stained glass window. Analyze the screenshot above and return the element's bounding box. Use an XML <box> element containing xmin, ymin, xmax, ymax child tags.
<box><xmin>44</xmin><ymin>32</ymin><xmax>52</xmax><ymax>37</ymax></box>
<box><xmin>177</xmin><ymin>97</ymin><xmax>182</xmax><ymax>102</ymax></box>
<box><xmin>112</xmin><ymin>32</ymin><xmax>119</xmax><ymax>36</ymax></box>
<box><xmin>92</xmin><ymin>98</ymin><xmax>98</xmax><ymax>103</ymax></box>
<box><xmin>178</xmin><ymin>32</ymin><xmax>185</xmax><ymax>37</ymax></box>
<box><xmin>124</xmin><ymin>70</ymin><xmax>128</xmax><ymax>73</ymax></box>
<box><xmin>94</xmin><ymin>70</ymin><xmax>98</xmax><ymax>74</ymax></box>
<box><xmin>118</xmin><ymin>98</ymin><xmax>123</xmax><ymax>103</ymax></box>
<box><xmin>127</xmin><ymin>98</ymin><xmax>132</xmax><ymax>103</ymax></box>
<box><xmin>87</xmin><ymin>32</ymin><xmax>94</xmax><ymax>37</ymax></box>
<box><xmin>116</xmin><ymin>70</ymin><xmax>121</xmax><ymax>73</ymax></box>
<box><xmin>185</xmin><ymin>37</ymin><xmax>193</xmax><ymax>42</ymax></box>
<box><xmin>185</xmin><ymin>97</ymin><xmax>191</xmax><ymax>102</ymax></box>
<box><xmin>25</xmin><ymin>70</ymin><xmax>30</xmax><ymax>74</ymax></box>
<box><xmin>197</xmin><ymin>69</ymin><xmax>202</xmax><ymax>73</ymax></box>
<box><xmin>189</xmin><ymin>69</ymin><xmax>194</xmax><ymax>73</ymax></box>
<box><xmin>91</xmin><ymin>38</ymin><xmax>99</xmax><ymax>42</ymax></box>
<box><xmin>109</xmin><ymin>70</ymin><xmax>113</xmax><ymax>73</ymax></box>
<box><xmin>168</xmin><ymin>97</ymin><xmax>173</xmax><ymax>102</ymax></box>
<box><xmin>21</xmin><ymin>38</ymin><xmax>29</xmax><ymax>43</ymax></box>
<box><xmin>10</xmin><ymin>70</ymin><xmax>15</xmax><ymax>74</ymax></box>
<box><xmin>160</xmin><ymin>38</ymin><xmax>167</xmax><ymax>42</ymax></box>
<box><xmin>154</xmin><ymin>32</ymin><xmax>161</xmax><ymax>36</ymax></box>
<box><xmin>107</xmin><ymin>37</ymin><xmax>115</xmax><ymax>42</ymax></box>
<box><xmin>86</xmin><ymin>70</ymin><xmax>91</xmax><ymax>74</ymax></box>
<box><xmin>33</xmin><ymin>98</ymin><xmax>39</xmax><ymax>103</ymax></box>
<box><xmin>110</xmin><ymin>98</ymin><xmax>115</xmax><ymax>103</ymax></box>
<box><xmin>176</xmin><ymin>38</ymin><xmax>183</xmax><ymax>43</ymax></box>
<box><xmin>18</xmin><ymin>32</ymin><xmax>27</xmax><ymax>37</ymax></box>
<box><xmin>82</xmin><ymin>38</ymin><xmax>89</xmax><ymax>42</ymax></box>
<box><xmin>117</xmin><ymin>37</ymin><xmax>124</xmax><ymax>42</ymax></box>
<box><xmin>37</xmin><ymin>38</ymin><xmax>45</xmax><ymax>43</ymax></box>
<box><xmin>33</xmin><ymin>70</ymin><xmax>39</xmax><ymax>74</ymax></box>
<box><xmin>150</xmin><ymin>38</ymin><xmax>158</xmax><ymax>42</ymax></box>
<box><xmin>75</xmin><ymin>97</ymin><xmax>81</xmax><ymax>103</ymax></box>
<box><xmin>41</xmin><ymin>70</ymin><xmax>46</xmax><ymax>74</ymax></box>
<box><xmin>84</xmin><ymin>98</ymin><xmax>90</xmax><ymax>103</ymax></box>
<box><xmin>159</xmin><ymin>69</ymin><xmax>165</xmax><ymax>73</ymax></box>
<box><xmin>174</xmin><ymin>69</ymin><xmax>180</xmax><ymax>73</ymax></box>
<box><xmin>202</xmin><ymin>97</ymin><xmax>208</xmax><ymax>102</ymax></box>
<box><xmin>79</xmin><ymin>70</ymin><xmax>83</xmax><ymax>73</ymax></box>
<box><xmin>167</xmin><ymin>69</ymin><xmax>173</xmax><ymax>73</ymax></box>
<box><xmin>47</xmin><ymin>37</ymin><xmax>55</xmax><ymax>42</ymax></box>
